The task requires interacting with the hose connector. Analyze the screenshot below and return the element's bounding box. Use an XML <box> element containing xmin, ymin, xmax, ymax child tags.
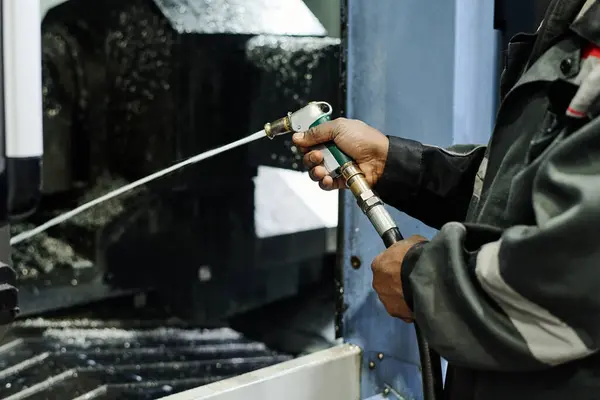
<box><xmin>264</xmin><ymin>112</ymin><xmax>293</xmax><ymax>139</ymax></box>
<box><xmin>340</xmin><ymin>163</ymin><xmax>397</xmax><ymax>238</ymax></box>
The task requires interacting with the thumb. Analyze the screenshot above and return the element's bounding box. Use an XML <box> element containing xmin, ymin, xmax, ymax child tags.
<box><xmin>292</xmin><ymin>120</ymin><xmax>338</xmax><ymax>147</ymax></box>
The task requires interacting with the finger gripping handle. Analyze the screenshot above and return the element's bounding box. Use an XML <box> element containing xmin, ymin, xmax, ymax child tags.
<box><xmin>309</xmin><ymin>115</ymin><xmax>353</xmax><ymax>176</ymax></box>
<box><xmin>324</xmin><ymin>142</ymin><xmax>353</xmax><ymax>165</ymax></box>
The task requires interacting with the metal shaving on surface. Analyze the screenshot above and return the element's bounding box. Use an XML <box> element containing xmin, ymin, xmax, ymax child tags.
<box><xmin>10</xmin><ymin>224</ymin><xmax>90</xmax><ymax>280</ymax></box>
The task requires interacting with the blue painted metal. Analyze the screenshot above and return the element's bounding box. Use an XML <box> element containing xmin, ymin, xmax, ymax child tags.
<box><xmin>453</xmin><ymin>0</ymin><xmax>499</xmax><ymax>144</ymax></box>
<box><xmin>365</xmin><ymin>392</ymin><xmax>407</xmax><ymax>400</ymax></box>
<box><xmin>364</xmin><ymin>395</ymin><xmax>389</xmax><ymax>400</ymax></box>
<box><xmin>342</xmin><ymin>0</ymin><xmax>497</xmax><ymax>399</ymax></box>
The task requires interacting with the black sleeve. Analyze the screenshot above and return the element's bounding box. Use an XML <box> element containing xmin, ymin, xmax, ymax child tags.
<box><xmin>400</xmin><ymin>115</ymin><xmax>600</xmax><ymax>371</ymax></box>
<box><xmin>374</xmin><ymin>136</ymin><xmax>487</xmax><ymax>229</ymax></box>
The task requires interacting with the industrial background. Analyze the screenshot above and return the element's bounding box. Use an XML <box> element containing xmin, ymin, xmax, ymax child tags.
<box><xmin>0</xmin><ymin>1</ymin><xmax>548</xmax><ymax>399</ymax></box>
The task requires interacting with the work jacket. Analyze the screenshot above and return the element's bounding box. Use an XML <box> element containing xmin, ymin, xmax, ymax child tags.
<box><xmin>374</xmin><ymin>0</ymin><xmax>600</xmax><ymax>398</ymax></box>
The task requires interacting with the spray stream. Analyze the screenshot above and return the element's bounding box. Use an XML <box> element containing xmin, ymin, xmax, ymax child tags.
<box><xmin>10</xmin><ymin>130</ymin><xmax>267</xmax><ymax>245</ymax></box>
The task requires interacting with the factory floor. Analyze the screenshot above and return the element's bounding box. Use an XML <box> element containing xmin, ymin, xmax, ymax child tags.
<box><xmin>0</xmin><ymin>281</ymin><xmax>336</xmax><ymax>399</ymax></box>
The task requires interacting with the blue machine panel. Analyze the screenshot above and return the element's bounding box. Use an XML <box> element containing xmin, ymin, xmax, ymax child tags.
<box><xmin>342</xmin><ymin>0</ymin><xmax>497</xmax><ymax>398</ymax></box>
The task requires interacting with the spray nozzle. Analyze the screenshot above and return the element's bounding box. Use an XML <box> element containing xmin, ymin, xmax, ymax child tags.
<box><xmin>264</xmin><ymin>101</ymin><xmax>332</xmax><ymax>139</ymax></box>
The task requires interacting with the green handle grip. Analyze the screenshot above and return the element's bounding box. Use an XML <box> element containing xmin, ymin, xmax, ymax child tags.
<box><xmin>309</xmin><ymin>115</ymin><xmax>353</xmax><ymax>166</ymax></box>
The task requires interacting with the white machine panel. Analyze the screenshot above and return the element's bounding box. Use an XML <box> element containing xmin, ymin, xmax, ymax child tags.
<box><xmin>254</xmin><ymin>166</ymin><xmax>338</xmax><ymax>238</ymax></box>
<box><xmin>4</xmin><ymin>0</ymin><xmax>44</xmax><ymax>158</ymax></box>
<box><xmin>159</xmin><ymin>344</ymin><xmax>361</xmax><ymax>400</ymax></box>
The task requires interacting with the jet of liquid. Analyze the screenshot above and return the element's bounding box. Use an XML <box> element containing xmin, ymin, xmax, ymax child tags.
<box><xmin>10</xmin><ymin>130</ymin><xmax>268</xmax><ymax>245</ymax></box>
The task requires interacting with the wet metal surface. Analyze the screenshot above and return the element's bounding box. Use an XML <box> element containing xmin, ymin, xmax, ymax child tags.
<box><xmin>246</xmin><ymin>35</ymin><xmax>340</xmax><ymax>170</ymax></box>
<box><xmin>152</xmin><ymin>0</ymin><xmax>327</xmax><ymax>36</ymax></box>
<box><xmin>0</xmin><ymin>319</ymin><xmax>290</xmax><ymax>399</ymax></box>
<box><xmin>13</xmin><ymin>0</ymin><xmax>176</xmax><ymax>314</ymax></box>
<box><xmin>10</xmin><ymin>176</ymin><xmax>146</xmax><ymax>317</ymax></box>
<box><xmin>13</xmin><ymin>0</ymin><xmax>339</xmax><ymax>321</ymax></box>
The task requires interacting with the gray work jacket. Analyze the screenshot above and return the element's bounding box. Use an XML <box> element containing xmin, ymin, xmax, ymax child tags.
<box><xmin>375</xmin><ymin>0</ymin><xmax>600</xmax><ymax>398</ymax></box>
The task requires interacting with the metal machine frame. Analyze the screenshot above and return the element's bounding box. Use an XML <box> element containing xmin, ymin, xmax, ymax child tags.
<box><xmin>340</xmin><ymin>1</ymin><xmax>497</xmax><ymax>398</ymax></box>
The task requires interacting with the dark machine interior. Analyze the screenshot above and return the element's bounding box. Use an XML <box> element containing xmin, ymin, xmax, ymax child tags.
<box><xmin>0</xmin><ymin>0</ymin><xmax>546</xmax><ymax>399</ymax></box>
<box><xmin>3</xmin><ymin>0</ymin><xmax>340</xmax><ymax>398</ymax></box>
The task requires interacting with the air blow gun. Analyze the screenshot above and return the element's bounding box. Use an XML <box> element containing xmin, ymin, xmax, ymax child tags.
<box><xmin>264</xmin><ymin>102</ymin><xmax>402</xmax><ymax>247</ymax></box>
<box><xmin>264</xmin><ymin>101</ymin><xmax>444</xmax><ymax>400</ymax></box>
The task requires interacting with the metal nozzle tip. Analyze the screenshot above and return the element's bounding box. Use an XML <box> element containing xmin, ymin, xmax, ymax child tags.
<box><xmin>264</xmin><ymin>122</ymin><xmax>274</xmax><ymax>139</ymax></box>
<box><xmin>264</xmin><ymin>116</ymin><xmax>292</xmax><ymax>139</ymax></box>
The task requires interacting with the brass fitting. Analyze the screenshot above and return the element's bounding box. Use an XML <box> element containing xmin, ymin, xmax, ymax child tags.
<box><xmin>340</xmin><ymin>162</ymin><xmax>396</xmax><ymax>236</ymax></box>
<box><xmin>341</xmin><ymin>163</ymin><xmax>370</xmax><ymax>198</ymax></box>
<box><xmin>264</xmin><ymin>113</ymin><xmax>293</xmax><ymax>139</ymax></box>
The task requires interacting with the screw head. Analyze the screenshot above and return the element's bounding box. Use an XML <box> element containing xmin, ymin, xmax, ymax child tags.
<box><xmin>378</xmin><ymin>353</ymin><xmax>384</xmax><ymax>360</ymax></box>
<box><xmin>198</xmin><ymin>266</ymin><xmax>212</xmax><ymax>282</ymax></box>
<box><xmin>368</xmin><ymin>361</ymin><xmax>375</xmax><ymax>369</ymax></box>
<box><xmin>383</xmin><ymin>387</ymin><xmax>390</xmax><ymax>396</ymax></box>
<box><xmin>350</xmin><ymin>256</ymin><xmax>361</xmax><ymax>269</ymax></box>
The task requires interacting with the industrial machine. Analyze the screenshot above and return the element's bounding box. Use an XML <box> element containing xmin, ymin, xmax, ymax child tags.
<box><xmin>0</xmin><ymin>0</ymin><xmax>341</xmax><ymax>398</ymax></box>
<box><xmin>12</xmin><ymin>0</ymin><xmax>341</xmax><ymax>321</ymax></box>
<box><xmin>0</xmin><ymin>0</ymin><xmax>546</xmax><ymax>399</ymax></box>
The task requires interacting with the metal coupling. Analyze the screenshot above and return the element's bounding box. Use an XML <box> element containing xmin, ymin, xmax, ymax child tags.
<box><xmin>341</xmin><ymin>163</ymin><xmax>372</xmax><ymax>210</ymax></box>
<box><xmin>264</xmin><ymin>113</ymin><xmax>293</xmax><ymax>139</ymax></box>
<box><xmin>264</xmin><ymin>101</ymin><xmax>333</xmax><ymax>139</ymax></box>
<box><xmin>340</xmin><ymin>162</ymin><xmax>398</xmax><ymax>237</ymax></box>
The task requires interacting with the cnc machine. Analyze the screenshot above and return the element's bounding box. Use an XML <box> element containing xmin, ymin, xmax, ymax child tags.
<box><xmin>0</xmin><ymin>1</ymin><xmax>544</xmax><ymax>399</ymax></box>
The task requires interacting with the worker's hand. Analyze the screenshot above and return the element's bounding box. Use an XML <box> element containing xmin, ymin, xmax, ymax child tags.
<box><xmin>292</xmin><ymin>118</ymin><xmax>389</xmax><ymax>190</ymax></box>
<box><xmin>371</xmin><ymin>235</ymin><xmax>428</xmax><ymax>322</ymax></box>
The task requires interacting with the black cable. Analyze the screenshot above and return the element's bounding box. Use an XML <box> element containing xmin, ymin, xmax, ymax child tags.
<box><xmin>415</xmin><ymin>325</ymin><xmax>444</xmax><ymax>400</ymax></box>
<box><xmin>381</xmin><ymin>227</ymin><xmax>403</xmax><ymax>247</ymax></box>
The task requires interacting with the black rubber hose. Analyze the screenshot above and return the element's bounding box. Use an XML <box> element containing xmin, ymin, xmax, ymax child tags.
<box><xmin>381</xmin><ymin>227</ymin><xmax>444</xmax><ymax>400</ymax></box>
<box><xmin>381</xmin><ymin>227</ymin><xmax>403</xmax><ymax>248</ymax></box>
<box><xmin>415</xmin><ymin>325</ymin><xmax>444</xmax><ymax>400</ymax></box>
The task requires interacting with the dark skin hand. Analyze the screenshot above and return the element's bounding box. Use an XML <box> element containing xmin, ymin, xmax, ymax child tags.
<box><xmin>292</xmin><ymin>118</ymin><xmax>389</xmax><ymax>190</ymax></box>
<box><xmin>293</xmin><ymin>117</ymin><xmax>426</xmax><ymax>322</ymax></box>
<box><xmin>372</xmin><ymin>234</ymin><xmax>428</xmax><ymax>322</ymax></box>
